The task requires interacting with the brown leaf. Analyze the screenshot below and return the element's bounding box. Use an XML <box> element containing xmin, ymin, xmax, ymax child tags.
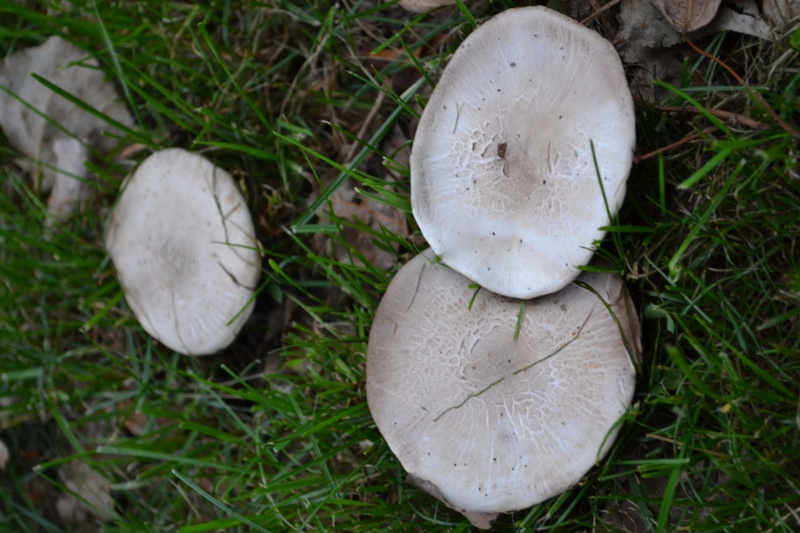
<box><xmin>651</xmin><ymin>0</ymin><xmax>722</xmax><ymax>32</ymax></box>
<box><xmin>0</xmin><ymin>438</ymin><xmax>8</xmax><ymax>472</ymax></box>
<box><xmin>706</xmin><ymin>0</ymin><xmax>770</xmax><ymax>39</ymax></box>
<box><xmin>619</xmin><ymin>0</ymin><xmax>683</xmax><ymax>49</ymax></box>
<box><xmin>123</xmin><ymin>411</ymin><xmax>147</xmax><ymax>437</ymax></box>
<box><xmin>328</xmin><ymin>186</ymin><xmax>408</xmax><ymax>270</ymax></box>
<box><xmin>57</xmin><ymin>461</ymin><xmax>114</xmax><ymax>523</ymax></box>
<box><xmin>111</xmin><ymin>399</ymin><xmax>148</xmax><ymax>436</ymax></box>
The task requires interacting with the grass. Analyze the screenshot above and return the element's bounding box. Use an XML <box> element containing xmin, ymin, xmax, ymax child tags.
<box><xmin>1</xmin><ymin>0</ymin><xmax>799</xmax><ymax>531</ymax></box>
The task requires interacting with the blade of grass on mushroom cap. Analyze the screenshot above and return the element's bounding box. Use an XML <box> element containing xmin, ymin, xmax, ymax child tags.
<box><xmin>30</xmin><ymin>74</ymin><xmax>142</xmax><ymax>142</ymax></box>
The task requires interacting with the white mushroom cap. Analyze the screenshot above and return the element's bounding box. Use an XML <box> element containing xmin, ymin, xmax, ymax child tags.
<box><xmin>651</xmin><ymin>0</ymin><xmax>722</xmax><ymax>33</ymax></box>
<box><xmin>105</xmin><ymin>148</ymin><xmax>260</xmax><ymax>356</ymax></box>
<box><xmin>367</xmin><ymin>250</ymin><xmax>639</xmax><ymax>528</ymax></box>
<box><xmin>0</xmin><ymin>36</ymin><xmax>133</xmax><ymax>219</ymax></box>
<box><xmin>411</xmin><ymin>7</ymin><xmax>635</xmax><ymax>299</ymax></box>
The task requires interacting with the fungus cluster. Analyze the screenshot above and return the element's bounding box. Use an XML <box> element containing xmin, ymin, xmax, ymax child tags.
<box><xmin>0</xmin><ymin>39</ymin><xmax>261</xmax><ymax>356</ymax></box>
<box><xmin>367</xmin><ymin>6</ymin><xmax>640</xmax><ymax>528</ymax></box>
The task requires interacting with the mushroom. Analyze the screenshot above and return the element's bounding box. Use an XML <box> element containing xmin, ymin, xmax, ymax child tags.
<box><xmin>366</xmin><ymin>249</ymin><xmax>640</xmax><ymax>529</ymax></box>
<box><xmin>410</xmin><ymin>6</ymin><xmax>635</xmax><ymax>299</ymax></box>
<box><xmin>105</xmin><ymin>148</ymin><xmax>260</xmax><ymax>356</ymax></box>
<box><xmin>0</xmin><ymin>36</ymin><xmax>133</xmax><ymax>220</ymax></box>
<box><xmin>399</xmin><ymin>0</ymin><xmax>456</xmax><ymax>13</ymax></box>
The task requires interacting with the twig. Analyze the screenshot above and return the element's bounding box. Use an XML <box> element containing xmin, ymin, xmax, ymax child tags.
<box><xmin>653</xmin><ymin>105</ymin><xmax>767</xmax><ymax>130</ymax></box>
<box><xmin>635</xmin><ymin>126</ymin><xmax>717</xmax><ymax>163</ymax></box>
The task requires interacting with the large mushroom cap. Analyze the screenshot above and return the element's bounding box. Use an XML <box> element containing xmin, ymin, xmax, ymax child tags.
<box><xmin>367</xmin><ymin>250</ymin><xmax>639</xmax><ymax>528</ymax></box>
<box><xmin>411</xmin><ymin>7</ymin><xmax>635</xmax><ymax>299</ymax></box>
<box><xmin>106</xmin><ymin>148</ymin><xmax>260</xmax><ymax>356</ymax></box>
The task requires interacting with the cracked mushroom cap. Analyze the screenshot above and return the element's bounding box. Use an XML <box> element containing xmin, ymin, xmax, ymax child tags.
<box><xmin>411</xmin><ymin>6</ymin><xmax>635</xmax><ymax>300</ymax></box>
<box><xmin>106</xmin><ymin>148</ymin><xmax>260</xmax><ymax>356</ymax></box>
<box><xmin>366</xmin><ymin>250</ymin><xmax>639</xmax><ymax>529</ymax></box>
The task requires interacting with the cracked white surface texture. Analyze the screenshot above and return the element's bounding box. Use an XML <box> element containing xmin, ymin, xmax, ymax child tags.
<box><xmin>410</xmin><ymin>6</ymin><xmax>635</xmax><ymax>299</ymax></box>
<box><xmin>105</xmin><ymin>148</ymin><xmax>260</xmax><ymax>356</ymax></box>
<box><xmin>366</xmin><ymin>250</ymin><xmax>640</xmax><ymax>522</ymax></box>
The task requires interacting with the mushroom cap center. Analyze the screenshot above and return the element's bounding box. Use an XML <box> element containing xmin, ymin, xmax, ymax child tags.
<box><xmin>158</xmin><ymin>235</ymin><xmax>197</xmax><ymax>278</ymax></box>
<box><xmin>460</xmin><ymin>104</ymin><xmax>592</xmax><ymax>223</ymax></box>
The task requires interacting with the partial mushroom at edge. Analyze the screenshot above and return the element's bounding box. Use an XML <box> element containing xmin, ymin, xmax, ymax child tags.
<box><xmin>0</xmin><ymin>36</ymin><xmax>133</xmax><ymax>220</ymax></box>
<box><xmin>105</xmin><ymin>148</ymin><xmax>260</xmax><ymax>356</ymax></box>
<box><xmin>366</xmin><ymin>250</ymin><xmax>640</xmax><ymax>529</ymax></box>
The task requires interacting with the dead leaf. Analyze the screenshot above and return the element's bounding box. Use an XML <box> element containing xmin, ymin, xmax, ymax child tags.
<box><xmin>651</xmin><ymin>0</ymin><xmax>722</xmax><ymax>32</ymax></box>
<box><xmin>0</xmin><ymin>36</ymin><xmax>133</xmax><ymax>220</ymax></box>
<box><xmin>48</xmin><ymin>136</ymin><xmax>90</xmax><ymax>219</ymax></box>
<box><xmin>105</xmin><ymin>399</ymin><xmax>150</xmax><ymax>437</ymax></box>
<box><xmin>0</xmin><ymin>438</ymin><xmax>8</xmax><ymax>472</ymax></box>
<box><xmin>618</xmin><ymin>0</ymin><xmax>774</xmax><ymax>101</ymax></box>
<box><xmin>620</xmin><ymin>0</ymin><xmax>684</xmax><ymax>49</ymax></box>
<box><xmin>312</xmin><ymin>122</ymin><xmax>411</xmax><ymax>270</ymax></box>
<box><xmin>371</xmin><ymin>48</ymin><xmax>421</xmax><ymax>62</ymax></box>
<box><xmin>123</xmin><ymin>411</ymin><xmax>147</xmax><ymax>437</ymax></box>
<box><xmin>56</xmin><ymin>461</ymin><xmax>114</xmax><ymax>524</ymax></box>
<box><xmin>705</xmin><ymin>0</ymin><xmax>771</xmax><ymax>39</ymax></box>
<box><xmin>326</xmin><ymin>184</ymin><xmax>408</xmax><ymax>270</ymax></box>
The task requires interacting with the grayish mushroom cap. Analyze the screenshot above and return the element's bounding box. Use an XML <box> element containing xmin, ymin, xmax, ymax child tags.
<box><xmin>106</xmin><ymin>149</ymin><xmax>260</xmax><ymax>356</ymax></box>
<box><xmin>411</xmin><ymin>7</ymin><xmax>635</xmax><ymax>299</ymax></box>
<box><xmin>0</xmin><ymin>36</ymin><xmax>133</xmax><ymax>219</ymax></box>
<box><xmin>367</xmin><ymin>250</ymin><xmax>639</xmax><ymax>528</ymax></box>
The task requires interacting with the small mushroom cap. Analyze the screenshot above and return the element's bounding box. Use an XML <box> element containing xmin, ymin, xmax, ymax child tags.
<box><xmin>106</xmin><ymin>149</ymin><xmax>260</xmax><ymax>356</ymax></box>
<box><xmin>367</xmin><ymin>250</ymin><xmax>639</xmax><ymax>527</ymax></box>
<box><xmin>411</xmin><ymin>7</ymin><xmax>635</xmax><ymax>299</ymax></box>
